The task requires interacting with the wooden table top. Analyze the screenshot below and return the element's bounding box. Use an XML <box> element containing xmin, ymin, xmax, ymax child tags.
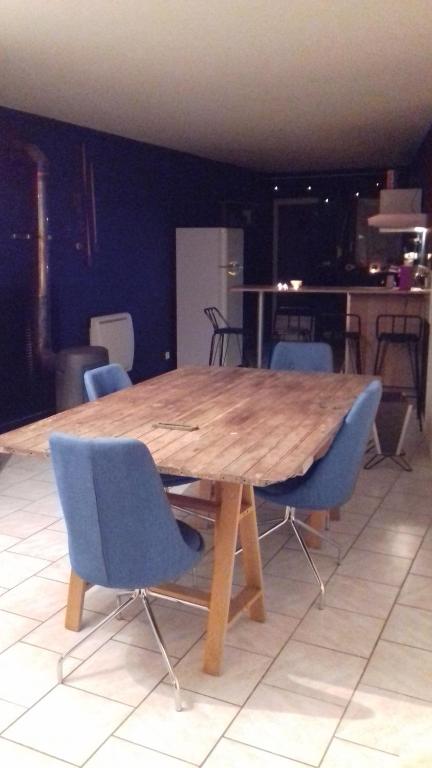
<box><xmin>0</xmin><ymin>367</ymin><xmax>375</xmax><ymax>486</ymax></box>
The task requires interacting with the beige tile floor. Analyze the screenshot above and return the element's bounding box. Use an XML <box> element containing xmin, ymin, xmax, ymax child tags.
<box><xmin>0</xmin><ymin>423</ymin><xmax>431</xmax><ymax>766</ymax></box>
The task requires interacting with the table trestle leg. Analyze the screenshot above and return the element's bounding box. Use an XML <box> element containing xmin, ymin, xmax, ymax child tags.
<box><xmin>203</xmin><ymin>482</ymin><xmax>243</xmax><ymax>675</ymax></box>
<box><xmin>237</xmin><ymin>485</ymin><xmax>265</xmax><ymax>622</ymax></box>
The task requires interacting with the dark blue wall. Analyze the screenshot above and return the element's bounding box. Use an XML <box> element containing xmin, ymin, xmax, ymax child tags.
<box><xmin>0</xmin><ymin>106</ymin><xmax>269</xmax><ymax>392</ymax></box>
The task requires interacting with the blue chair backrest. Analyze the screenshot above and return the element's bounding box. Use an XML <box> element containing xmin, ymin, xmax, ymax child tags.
<box><xmin>270</xmin><ymin>341</ymin><xmax>334</xmax><ymax>373</ymax></box>
<box><xmin>84</xmin><ymin>363</ymin><xmax>132</xmax><ymax>401</ymax></box>
<box><xmin>49</xmin><ymin>432</ymin><xmax>199</xmax><ymax>588</ymax></box>
<box><xmin>288</xmin><ymin>380</ymin><xmax>382</xmax><ymax>508</ymax></box>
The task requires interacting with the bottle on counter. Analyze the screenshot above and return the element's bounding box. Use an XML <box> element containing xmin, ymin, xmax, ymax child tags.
<box><xmin>398</xmin><ymin>265</ymin><xmax>414</xmax><ymax>291</ymax></box>
<box><xmin>413</xmin><ymin>263</ymin><xmax>431</xmax><ymax>288</ymax></box>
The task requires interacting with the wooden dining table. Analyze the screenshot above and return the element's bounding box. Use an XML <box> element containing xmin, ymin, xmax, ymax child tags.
<box><xmin>0</xmin><ymin>366</ymin><xmax>374</xmax><ymax>675</ymax></box>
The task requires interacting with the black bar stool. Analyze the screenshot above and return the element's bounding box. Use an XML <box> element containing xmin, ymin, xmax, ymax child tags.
<box><xmin>318</xmin><ymin>313</ymin><xmax>362</xmax><ymax>373</ymax></box>
<box><xmin>204</xmin><ymin>307</ymin><xmax>244</xmax><ymax>366</ymax></box>
<box><xmin>272</xmin><ymin>305</ymin><xmax>315</xmax><ymax>342</ymax></box>
<box><xmin>373</xmin><ymin>314</ymin><xmax>423</xmax><ymax>426</ymax></box>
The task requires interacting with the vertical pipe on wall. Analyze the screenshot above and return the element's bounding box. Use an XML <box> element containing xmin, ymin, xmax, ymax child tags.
<box><xmin>24</xmin><ymin>143</ymin><xmax>53</xmax><ymax>369</ymax></box>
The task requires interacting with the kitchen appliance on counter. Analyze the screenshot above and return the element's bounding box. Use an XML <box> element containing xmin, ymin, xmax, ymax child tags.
<box><xmin>368</xmin><ymin>189</ymin><xmax>432</xmax><ymax>266</ymax></box>
<box><xmin>368</xmin><ymin>189</ymin><xmax>432</xmax><ymax>233</ymax></box>
<box><xmin>413</xmin><ymin>264</ymin><xmax>431</xmax><ymax>288</ymax></box>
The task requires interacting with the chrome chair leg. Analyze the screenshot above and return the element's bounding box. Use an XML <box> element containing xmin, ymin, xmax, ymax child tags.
<box><xmin>236</xmin><ymin>505</ymin><xmax>334</xmax><ymax>608</ymax></box>
<box><xmin>141</xmin><ymin>590</ymin><xmax>182</xmax><ymax>712</ymax></box>
<box><xmin>57</xmin><ymin>591</ymin><xmax>137</xmax><ymax>683</ymax></box>
<box><xmin>293</xmin><ymin>515</ymin><xmax>342</xmax><ymax>565</ymax></box>
<box><xmin>235</xmin><ymin>506</ymin><xmax>290</xmax><ymax>555</ymax></box>
<box><xmin>290</xmin><ymin>517</ymin><xmax>326</xmax><ymax>609</ymax></box>
<box><xmin>116</xmin><ymin>592</ymin><xmax>132</xmax><ymax>620</ymax></box>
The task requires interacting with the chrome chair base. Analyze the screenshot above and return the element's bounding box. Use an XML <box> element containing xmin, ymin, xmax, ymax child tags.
<box><xmin>364</xmin><ymin>452</ymin><xmax>412</xmax><ymax>472</ymax></box>
<box><xmin>58</xmin><ymin>588</ymin><xmax>182</xmax><ymax>712</ymax></box>
<box><xmin>238</xmin><ymin>506</ymin><xmax>341</xmax><ymax>609</ymax></box>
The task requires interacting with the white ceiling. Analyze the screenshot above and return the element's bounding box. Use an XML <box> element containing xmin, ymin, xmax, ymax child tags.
<box><xmin>1</xmin><ymin>0</ymin><xmax>432</xmax><ymax>172</ymax></box>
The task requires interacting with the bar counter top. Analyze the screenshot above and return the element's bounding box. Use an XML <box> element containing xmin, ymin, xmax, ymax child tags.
<box><xmin>231</xmin><ymin>284</ymin><xmax>431</xmax><ymax>296</ymax></box>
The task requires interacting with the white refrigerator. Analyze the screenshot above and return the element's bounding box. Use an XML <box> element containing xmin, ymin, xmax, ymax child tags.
<box><xmin>176</xmin><ymin>227</ymin><xmax>244</xmax><ymax>366</ymax></box>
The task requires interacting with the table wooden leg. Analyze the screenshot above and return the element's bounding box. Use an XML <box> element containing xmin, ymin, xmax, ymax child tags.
<box><xmin>65</xmin><ymin>569</ymin><xmax>88</xmax><ymax>631</ymax></box>
<box><xmin>0</xmin><ymin>454</ymin><xmax>11</xmax><ymax>472</ymax></box>
<box><xmin>198</xmin><ymin>479</ymin><xmax>214</xmax><ymax>500</ymax></box>
<box><xmin>203</xmin><ymin>481</ymin><xmax>242</xmax><ymax>676</ymax></box>
<box><xmin>303</xmin><ymin>507</ymin><xmax>339</xmax><ymax>547</ymax></box>
<box><xmin>238</xmin><ymin>485</ymin><xmax>265</xmax><ymax>622</ymax></box>
<box><xmin>304</xmin><ymin>510</ymin><xmax>326</xmax><ymax>550</ymax></box>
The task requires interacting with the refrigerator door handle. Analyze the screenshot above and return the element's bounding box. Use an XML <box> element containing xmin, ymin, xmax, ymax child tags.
<box><xmin>219</xmin><ymin>262</ymin><xmax>243</xmax><ymax>276</ymax></box>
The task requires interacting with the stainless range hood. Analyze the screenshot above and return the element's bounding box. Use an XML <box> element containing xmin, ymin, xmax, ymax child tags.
<box><xmin>368</xmin><ymin>189</ymin><xmax>432</xmax><ymax>232</ymax></box>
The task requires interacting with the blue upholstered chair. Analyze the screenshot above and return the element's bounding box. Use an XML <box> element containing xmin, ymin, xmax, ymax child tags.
<box><xmin>50</xmin><ymin>432</ymin><xmax>204</xmax><ymax>710</ymax></box>
<box><xmin>84</xmin><ymin>363</ymin><xmax>194</xmax><ymax>490</ymax></box>
<box><xmin>257</xmin><ymin>340</ymin><xmax>335</xmax><ymax>544</ymax></box>
<box><xmin>84</xmin><ymin>363</ymin><xmax>131</xmax><ymax>399</ymax></box>
<box><xmin>270</xmin><ymin>341</ymin><xmax>334</xmax><ymax>373</ymax></box>
<box><xmin>255</xmin><ymin>380</ymin><xmax>382</xmax><ymax>606</ymax></box>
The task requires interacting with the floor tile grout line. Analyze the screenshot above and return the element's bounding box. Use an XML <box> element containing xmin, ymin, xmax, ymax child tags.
<box><xmin>284</xmin><ymin>634</ymin><xmax>380</xmax><ymax>661</ymax></box>
<box><xmin>0</xmin><ymin>678</ymin><xmax>135</xmax><ymax>761</ymax></box>
<box><xmin>397</xmin><ymin>596</ymin><xmax>432</xmax><ymax>613</ymax></box>
<box><xmin>0</xmin><ymin>567</ymin><xmax>70</xmax><ymax>601</ymax></box>
<box><xmin>0</xmin><ymin>693</ymin><xmax>27</xmax><ymax>709</ymax></box>
<box><xmin>0</xmin><ymin>735</ymin><xmax>78</xmax><ymax>766</ymax></box>
<box><xmin>330</xmin><ymin>734</ymin><xmax>400</xmax><ymax>760</ymax></box>
<box><xmin>111</xmin><ymin>679</ymin><xmax>240</xmax><ymax>765</ymax></box>
<box><xmin>0</xmin><ymin>664</ymin><xmax>75</xmax><ymax>739</ymax></box>
<box><xmin>0</xmin><ymin>515</ymin><xmax>61</xmax><ymax>541</ymax></box>
<box><xmin>346</xmin><ymin>679</ymin><xmax>432</xmax><ymax>708</ymax></box>
<box><xmin>206</xmin><ymin>733</ymin><xmax>317</xmax><ymax>768</ymax></box>
<box><xmin>351</xmin><ymin>540</ymin><xmax>423</xmax><ymax>560</ymax></box>
<box><xmin>0</xmin><ymin>489</ymin><xmax>56</xmax><ymax>507</ymax></box>
<box><xmin>110</xmin><ymin>633</ymin><xmax>188</xmax><ymax>658</ymax></box>
<box><xmin>375</xmin><ymin>634</ymin><xmax>432</xmax><ymax>655</ymax></box>
<box><xmin>90</xmin><ymin>733</ymin><xmax>200</xmax><ymax>768</ymax></box>
<box><xmin>261</xmin><ymin>677</ymin><xmax>364</xmax><ymax>710</ymax></box>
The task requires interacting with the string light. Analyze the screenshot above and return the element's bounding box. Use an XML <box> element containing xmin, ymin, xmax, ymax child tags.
<box><xmin>307</xmin><ymin>185</ymin><xmax>312</xmax><ymax>191</ymax></box>
<box><xmin>355</xmin><ymin>192</ymin><xmax>360</xmax><ymax>197</ymax></box>
<box><xmin>324</xmin><ymin>198</ymin><xmax>329</xmax><ymax>204</ymax></box>
<box><xmin>274</xmin><ymin>185</ymin><xmax>279</xmax><ymax>191</ymax></box>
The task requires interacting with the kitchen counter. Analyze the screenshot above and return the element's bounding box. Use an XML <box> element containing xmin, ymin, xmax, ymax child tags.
<box><xmin>230</xmin><ymin>285</ymin><xmax>430</xmax><ymax>391</ymax></box>
<box><xmin>231</xmin><ymin>284</ymin><xmax>430</xmax><ymax>295</ymax></box>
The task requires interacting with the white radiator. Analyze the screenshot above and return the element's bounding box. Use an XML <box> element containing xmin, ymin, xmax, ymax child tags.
<box><xmin>89</xmin><ymin>313</ymin><xmax>134</xmax><ymax>372</ymax></box>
